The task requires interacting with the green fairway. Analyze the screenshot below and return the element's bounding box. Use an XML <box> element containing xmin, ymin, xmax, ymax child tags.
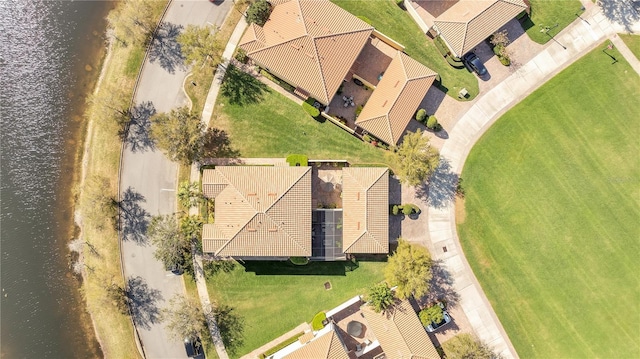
<box><xmin>458</xmin><ymin>45</ymin><xmax>640</xmax><ymax>358</ymax></box>
<box><xmin>620</xmin><ymin>33</ymin><xmax>640</xmax><ymax>60</ymax></box>
<box><xmin>523</xmin><ymin>0</ymin><xmax>582</xmax><ymax>44</ymax></box>
<box><xmin>206</xmin><ymin>260</ymin><xmax>385</xmax><ymax>357</ymax></box>
<box><xmin>214</xmin><ymin>87</ymin><xmax>391</xmax><ymax>166</ymax></box>
<box><xmin>332</xmin><ymin>0</ymin><xmax>479</xmax><ymax>99</ymax></box>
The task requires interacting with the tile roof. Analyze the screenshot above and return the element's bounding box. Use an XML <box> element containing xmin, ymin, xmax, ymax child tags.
<box><xmin>433</xmin><ymin>0</ymin><xmax>528</xmax><ymax>57</ymax></box>
<box><xmin>239</xmin><ymin>0</ymin><xmax>374</xmax><ymax>104</ymax></box>
<box><xmin>201</xmin><ymin>166</ymin><xmax>312</xmax><ymax>257</ymax></box>
<box><xmin>283</xmin><ymin>327</ymin><xmax>349</xmax><ymax>359</ymax></box>
<box><xmin>363</xmin><ymin>300</ymin><xmax>440</xmax><ymax>359</ymax></box>
<box><xmin>356</xmin><ymin>52</ymin><xmax>437</xmax><ymax>145</ymax></box>
<box><xmin>342</xmin><ymin>167</ymin><xmax>389</xmax><ymax>254</ymax></box>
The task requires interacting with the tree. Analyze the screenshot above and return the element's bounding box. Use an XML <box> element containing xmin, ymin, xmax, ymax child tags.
<box><xmin>388</xmin><ymin>129</ymin><xmax>440</xmax><ymax>186</ymax></box>
<box><xmin>384</xmin><ymin>239</ymin><xmax>433</xmax><ymax>300</ymax></box>
<box><xmin>105</xmin><ymin>282</ymin><xmax>130</xmax><ymax>315</ymax></box>
<box><xmin>147</xmin><ymin>214</ymin><xmax>190</xmax><ymax>271</ymax></box>
<box><xmin>150</xmin><ymin>107</ymin><xmax>204</xmax><ymax>165</ymax></box>
<box><xmin>246</xmin><ymin>0</ymin><xmax>272</xmax><ymax>26</ymax></box>
<box><xmin>162</xmin><ymin>295</ymin><xmax>208</xmax><ymax>341</ymax></box>
<box><xmin>419</xmin><ymin>304</ymin><xmax>444</xmax><ymax>326</ymax></box>
<box><xmin>178</xmin><ymin>25</ymin><xmax>224</xmax><ymax>68</ymax></box>
<box><xmin>366</xmin><ymin>283</ymin><xmax>396</xmax><ymax>313</ymax></box>
<box><xmin>87</xmin><ymin>80</ymin><xmax>131</xmax><ymax>137</ymax></box>
<box><xmin>442</xmin><ymin>333</ymin><xmax>501</xmax><ymax>359</ymax></box>
<box><xmin>214</xmin><ymin>303</ymin><xmax>245</xmax><ymax>355</ymax></box>
<box><xmin>177</xmin><ymin>181</ymin><xmax>202</xmax><ymax>210</ymax></box>
<box><xmin>180</xmin><ymin>215</ymin><xmax>203</xmax><ymax>242</ymax></box>
<box><xmin>81</xmin><ymin>175</ymin><xmax>119</xmax><ymax>230</ymax></box>
<box><xmin>106</xmin><ymin>0</ymin><xmax>156</xmax><ymax>46</ymax></box>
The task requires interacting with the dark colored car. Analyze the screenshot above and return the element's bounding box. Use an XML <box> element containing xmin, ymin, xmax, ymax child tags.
<box><xmin>462</xmin><ymin>52</ymin><xmax>488</xmax><ymax>76</ymax></box>
<box><xmin>184</xmin><ymin>336</ymin><xmax>204</xmax><ymax>358</ymax></box>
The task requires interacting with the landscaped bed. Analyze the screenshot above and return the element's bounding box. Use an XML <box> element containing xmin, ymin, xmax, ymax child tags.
<box><xmin>205</xmin><ymin>260</ymin><xmax>385</xmax><ymax>358</ymax></box>
<box><xmin>331</xmin><ymin>0</ymin><xmax>479</xmax><ymax>100</ymax></box>
<box><xmin>458</xmin><ymin>45</ymin><xmax>640</xmax><ymax>358</ymax></box>
<box><xmin>213</xmin><ymin>87</ymin><xmax>391</xmax><ymax>166</ymax></box>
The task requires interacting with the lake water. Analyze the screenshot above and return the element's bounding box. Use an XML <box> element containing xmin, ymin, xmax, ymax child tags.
<box><xmin>1</xmin><ymin>1</ymin><xmax>114</xmax><ymax>357</ymax></box>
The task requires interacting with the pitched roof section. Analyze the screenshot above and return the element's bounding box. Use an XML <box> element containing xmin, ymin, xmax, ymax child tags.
<box><xmin>434</xmin><ymin>0</ymin><xmax>528</xmax><ymax>57</ymax></box>
<box><xmin>342</xmin><ymin>167</ymin><xmax>389</xmax><ymax>254</ymax></box>
<box><xmin>363</xmin><ymin>300</ymin><xmax>440</xmax><ymax>359</ymax></box>
<box><xmin>239</xmin><ymin>0</ymin><xmax>374</xmax><ymax>104</ymax></box>
<box><xmin>283</xmin><ymin>328</ymin><xmax>349</xmax><ymax>359</ymax></box>
<box><xmin>201</xmin><ymin>166</ymin><xmax>312</xmax><ymax>257</ymax></box>
<box><xmin>356</xmin><ymin>52</ymin><xmax>437</xmax><ymax>145</ymax></box>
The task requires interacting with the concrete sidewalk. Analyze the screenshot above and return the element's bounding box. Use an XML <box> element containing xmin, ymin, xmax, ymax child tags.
<box><xmin>424</xmin><ymin>5</ymin><xmax>638</xmax><ymax>359</ymax></box>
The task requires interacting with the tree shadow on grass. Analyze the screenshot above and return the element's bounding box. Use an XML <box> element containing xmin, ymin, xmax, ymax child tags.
<box><xmin>119</xmin><ymin>187</ymin><xmax>150</xmax><ymax>245</ymax></box>
<box><xmin>124</xmin><ymin>101</ymin><xmax>156</xmax><ymax>153</ymax></box>
<box><xmin>599</xmin><ymin>0</ymin><xmax>640</xmax><ymax>33</ymax></box>
<box><xmin>127</xmin><ymin>276</ymin><xmax>163</xmax><ymax>330</ymax></box>
<box><xmin>213</xmin><ymin>303</ymin><xmax>245</xmax><ymax>356</ymax></box>
<box><xmin>416</xmin><ymin>158</ymin><xmax>459</xmax><ymax>210</ymax></box>
<box><xmin>202</xmin><ymin>127</ymin><xmax>241</xmax><ymax>159</ymax></box>
<box><xmin>220</xmin><ymin>64</ymin><xmax>269</xmax><ymax>105</ymax></box>
<box><xmin>149</xmin><ymin>22</ymin><xmax>185</xmax><ymax>74</ymax></box>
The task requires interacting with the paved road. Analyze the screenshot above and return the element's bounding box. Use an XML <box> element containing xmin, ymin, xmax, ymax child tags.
<box><xmin>120</xmin><ymin>1</ymin><xmax>232</xmax><ymax>358</ymax></box>
<box><xmin>424</xmin><ymin>4</ymin><xmax>639</xmax><ymax>359</ymax></box>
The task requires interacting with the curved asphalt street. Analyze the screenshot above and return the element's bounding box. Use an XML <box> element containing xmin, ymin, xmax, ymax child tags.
<box><xmin>120</xmin><ymin>1</ymin><xmax>232</xmax><ymax>358</ymax></box>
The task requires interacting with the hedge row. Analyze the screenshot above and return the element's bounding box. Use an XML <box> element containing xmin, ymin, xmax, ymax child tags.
<box><xmin>286</xmin><ymin>154</ymin><xmax>308</xmax><ymax>167</ymax></box>
<box><xmin>259</xmin><ymin>69</ymin><xmax>295</xmax><ymax>92</ymax></box>
<box><xmin>259</xmin><ymin>332</ymin><xmax>305</xmax><ymax>358</ymax></box>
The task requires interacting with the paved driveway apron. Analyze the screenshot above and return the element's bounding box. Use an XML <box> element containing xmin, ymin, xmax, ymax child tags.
<box><xmin>120</xmin><ymin>1</ymin><xmax>232</xmax><ymax>358</ymax></box>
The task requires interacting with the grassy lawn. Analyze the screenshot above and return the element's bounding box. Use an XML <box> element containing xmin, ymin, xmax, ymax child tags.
<box><xmin>523</xmin><ymin>0</ymin><xmax>582</xmax><ymax>44</ymax></box>
<box><xmin>458</xmin><ymin>45</ymin><xmax>640</xmax><ymax>358</ymax></box>
<box><xmin>214</xmin><ymin>88</ymin><xmax>392</xmax><ymax>166</ymax></box>
<box><xmin>331</xmin><ymin>0</ymin><xmax>479</xmax><ymax>100</ymax></box>
<box><xmin>620</xmin><ymin>33</ymin><xmax>640</xmax><ymax>60</ymax></box>
<box><xmin>206</xmin><ymin>260</ymin><xmax>385</xmax><ymax>358</ymax></box>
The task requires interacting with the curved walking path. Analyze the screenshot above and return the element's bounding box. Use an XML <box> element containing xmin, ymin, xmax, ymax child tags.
<box><xmin>424</xmin><ymin>4</ymin><xmax>639</xmax><ymax>359</ymax></box>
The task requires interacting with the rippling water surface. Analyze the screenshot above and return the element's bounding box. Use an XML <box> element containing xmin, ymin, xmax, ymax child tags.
<box><xmin>1</xmin><ymin>1</ymin><xmax>112</xmax><ymax>357</ymax></box>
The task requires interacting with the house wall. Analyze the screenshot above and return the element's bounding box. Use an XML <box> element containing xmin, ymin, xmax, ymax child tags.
<box><xmin>404</xmin><ymin>0</ymin><xmax>432</xmax><ymax>33</ymax></box>
<box><xmin>372</xmin><ymin>30</ymin><xmax>405</xmax><ymax>51</ymax></box>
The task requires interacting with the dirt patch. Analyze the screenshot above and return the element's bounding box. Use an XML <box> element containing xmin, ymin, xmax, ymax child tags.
<box><xmin>324</xmin><ymin>281</ymin><xmax>332</xmax><ymax>290</ymax></box>
<box><xmin>455</xmin><ymin>197</ymin><xmax>466</xmax><ymax>224</ymax></box>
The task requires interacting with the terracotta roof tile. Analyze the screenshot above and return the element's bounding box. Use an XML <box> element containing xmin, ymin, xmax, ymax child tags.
<box><xmin>239</xmin><ymin>0</ymin><xmax>374</xmax><ymax>104</ymax></box>
<box><xmin>434</xmin><ymin>0</ymin><xmax>528</xmax><ymax>57</ymax></box>
<box><xmin>284</xmin><ymin>328</ymin><xmax>349</xmax><ymax>359</ymax></box>
<box><xmin>201</xmin><ymin>166</ymin><xmax>311</xmax><ymax>257</ymax></box>
<box><xmin>342</xmin><ymin>167</ymin><xmax>389</xmax><ymax>254</ymax></box>
<box><xmin>363</xmin><ymin>300</ymin><xmax>439</xmax><ymax>359</ymax></box>
<box><xmin>356</xmin><ymin>52</ymin><xmax>436</xmax><ymax>144</ymax></box>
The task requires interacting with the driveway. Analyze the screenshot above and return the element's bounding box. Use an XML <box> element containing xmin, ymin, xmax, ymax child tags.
<box><xmin>120</xmin><ymin>0</ymin><xmax>232</xmax><ymax>358</ymax></box>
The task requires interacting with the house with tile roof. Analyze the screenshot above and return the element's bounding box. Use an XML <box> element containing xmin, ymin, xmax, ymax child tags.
<box><xmin>239</xmin><ymin>0</ymin><xmax>438</xmax><ymax>145</ymax></box>
<box><xmin>264</xmin><ymin>296</ymin><xmax>440</xmax><ymax>359</ymax></box>
<box><xmin>201</xmin><ymin>165</ymin><xmax>389</xmax><ymax>260</ymax></box>
<box><xmin>355</xmin><ymin>52</ymin><xmax>437</xmax><ymax>145</ymax></box>
<box><xmin>430</xmin><ymin>0</ymin><xmax>529</xmax><ymax>58</ymax></box>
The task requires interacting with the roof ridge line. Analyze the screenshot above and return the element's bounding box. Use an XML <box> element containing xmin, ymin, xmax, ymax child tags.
<box><xmin>247</xmin><ymin>34</ymin><xmax>308</xmax><ymax>55</ymax></box>
<box><xmin>311</xmin><ymin>27</ymin><xmax>374</xmax><ymax>40</ymax></box>
<box><xmin>310</xmin><ymin>36</ymin><xmax>330</xmax><ymax>103</ymax></box>
<box><xmin>216</xmin><ymin>211</ymin><xmax>259</xmax><ymax>255</ymax></box>
<box><xmin>263</xmin><ymin>167</ymin><xmax>310</xmax><ymax>213</ymax></box>
<box><xmin>295</xmin><ymin>0</ymin><xmax>309</xmax><ymax>34</ymax></box>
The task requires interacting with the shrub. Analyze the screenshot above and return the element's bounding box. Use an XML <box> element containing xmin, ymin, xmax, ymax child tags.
<box><xmin>426</xmin><ymin>115</ymin><xmax>441</xmax><ymax>131</ymax></box>
<box><xmin>415</xmin><ymin>108</ymin><xmax>427</xmax><ymax>123</ymax></box>
<box><xmin>311</xmin><ymin>312</ymin><xmax>326</xmax><ymax>331</ymax></box>
<box><xmin>392</xmin><ymin>205</ymin><xmax>400</xmax><ymax>215</ymax></box>
<box><xmin>402</xmin><ymin>205</ymin><xmax>413</xmax><ymax>216</ymax></box>
<box><xmin>234</xmin><ymin>48</ymin><xmax>248</xmax><ymax>63</ymax></box>
<box><xmin>395</xmin><ymin>0</ymin><xmax>405</xmax><ymax>9</ymax></box>
<box><xmin>302</xmin><ymin>101</ymin><xmax>320</xmax><ymax>117</ymax></box>
<box><xmin>499</xmin><ymin>56</ymin><xmax>511</xmax><ymax>66</ymax></box>
<box><xmin>419</xmin><ymin>304</ymin><xmax>444</xmax><ymax>327</ymax></box>
<box><xmin>362</xmin><ymin>134</ymin><xmax>372</xmax><ymax>143</ymax></box>
<box><xmin>286</xmin><ymin>154</ymin><xmax>308</xmax><ymax>167</ymax></box>
<box><xmin>246</xmin><ymin>0</ymin><xmax>272</xmax><ymax>26</ymax></box>
<box><xmin>259</xmin><ymin>69</ymin><xmax>295</xmax><ymax>92</ymax></box>
<box><xmin>355</xmin><ymin>105</ymin><xmax>363</xmax><ymax>117</ymax></box>
<box><xmin>259</xmin><ymin>332</ymin><xmax>305</xmax><ymax>358</ymax></box>
<box><xmin>289</xmin><ymin>257</ymin><xmax>309</xmax><ymax>265</ymax></box>
<box><xmin>433</xmin><ymin>36</ymin><xmax>451</xmax><ymax>57</ymax></box>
